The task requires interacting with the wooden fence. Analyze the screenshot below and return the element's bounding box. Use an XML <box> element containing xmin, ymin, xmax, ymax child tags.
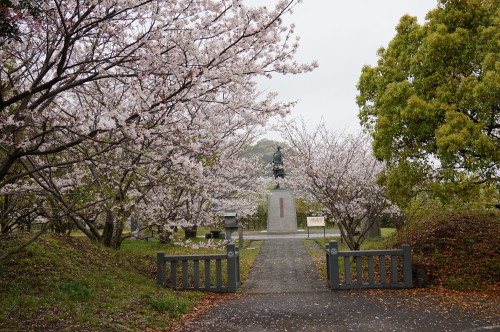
<box><xmin>157</xmin><ymin>243</ymin><xmax>240</xmax><ymax>292</ymax></box>
<box><xmin>326</xmin><ymin>240</ymin><xmax>412</xmax><ymax>290</ymax></box>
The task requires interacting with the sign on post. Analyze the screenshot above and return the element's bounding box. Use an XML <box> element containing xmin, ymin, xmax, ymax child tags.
<box><xmin>307</xmin><ymin>216</ymin><xmax>326</xmax><ymax>238</ymax></box>
<box><xmin>307</xmin><ymin>217</ymin><xmax>325</xmax><ymax>227</ymax></box>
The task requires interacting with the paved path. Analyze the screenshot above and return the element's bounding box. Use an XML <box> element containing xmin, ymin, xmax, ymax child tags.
<box><xmin>243</xmin><ymin>239</ymin><xmax>326</xmax><ymax>293</ymax></box>
<box><xmin>175</xmin><ymin>238</ymin><xmax>500</xmax><ymax>332</ymax></box>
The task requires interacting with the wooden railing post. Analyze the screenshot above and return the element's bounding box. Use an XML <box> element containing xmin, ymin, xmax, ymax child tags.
<box><xmin>157</xmin><ymin>251</ymin><xmax>166</xmax><ymax>288</ymax></box>
<box><xmin>402</xmin><ymin>244</ymin><xmax>412</xmax><ymax>288</ymax></box>
<box><xmin>227</xmin><ymin>243</ymin><xmax>238</xmax><ymax>292</ymax></box>
<box><xmin>236</xmin><ymin>246</ymin><xmax>240</xmax><ymax>284</ymax></box>
<box><xmin>328</xmin><ymin>240</ymin><xmax>340</xmax><ymax>290</ymax></box>
<box><xmin>326</xmin><ymin>243</ymin><xmax>330</xmax><ymax>281</ymax></box>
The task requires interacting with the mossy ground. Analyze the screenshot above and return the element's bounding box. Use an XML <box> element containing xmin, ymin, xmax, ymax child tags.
<box><xmin>0</xmin><ymin>232</ymin><xmax>261</xmax><ymax>331</ymax></box>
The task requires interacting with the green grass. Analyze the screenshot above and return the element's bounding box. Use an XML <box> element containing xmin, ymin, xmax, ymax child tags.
<box><xmin>311</xmin><ymin>228</ymin><xmax>397</xmax><ymax>250</ymax></box>
<box><xmin>0</xmin><ymin>232</ymin><xmax>261</xmax><ymax>331</ymax></box>
<box><xmin>67</xmin><ymin>225</ymin><xmax>215</xmax><ymax>239</ymax></box>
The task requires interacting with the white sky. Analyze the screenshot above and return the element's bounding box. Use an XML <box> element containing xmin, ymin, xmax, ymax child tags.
<box><xmin>246</xmin><ymin>0</ymin><xmax>438</xmax><ymax>140</ymax></box>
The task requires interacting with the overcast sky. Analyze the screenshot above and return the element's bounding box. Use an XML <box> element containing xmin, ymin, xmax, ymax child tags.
<box><xmin>246</xmin><ymin>0</ymin><xmax>438</xmax><ymax>140</ymax></box>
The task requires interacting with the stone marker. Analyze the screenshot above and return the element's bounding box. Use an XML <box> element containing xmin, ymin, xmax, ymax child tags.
<box><xmin>130</xmin><ymin>217</ymin><xmax>144</xmax><ymax>239</ymax></box>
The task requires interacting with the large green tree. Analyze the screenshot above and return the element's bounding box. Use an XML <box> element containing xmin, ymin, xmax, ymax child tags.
<box><xmin>357</xmin><ymin>0</ymin><xmax>500</xmax><ymax>205</ymax></box>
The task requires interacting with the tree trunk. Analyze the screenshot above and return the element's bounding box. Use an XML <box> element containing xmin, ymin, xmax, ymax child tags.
<box><xmin>110</xmin><ymin>223</ymin><xmax>124</xmax><ymax>249</ymax></box>
<box><xmin>68</xmin><ymin>213</ymin><xmax>101</xmax><ymax>243</ymax></box>
<box><xmin>102</xmin><ymin>209</ymin><xmax>114</xmax><ymax>247</ymax></box>
<box><xmin>0</xmin><ymin>220</ymin><xmax>11</xmax><ymax>234</ymax></box>
<box><xmin>338</xmin><ymin>220</ymin><xmax>362</xmax><ymax>251</ymax></box>
<box><xmin>182</xmin><ymin>225</ymin><xmax>198</xmax><ymax>239</ymax></box>
<box><xmin>53</xmin><ymin>219</ymin><xmax>71</xmax><ymax>234</ymax></box>
<box><xmin>394</xmin><ymin>215</ymin><xmax>405</xmax><ymax>231</ymax></box>
<box><xmin>159</xmin><ymin>229</ymin><xmax>173</xmax><ymax>244</ymax></box>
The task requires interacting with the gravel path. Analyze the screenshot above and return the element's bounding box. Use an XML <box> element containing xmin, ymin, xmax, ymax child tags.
<box><xmin>175</xmin><ymin>238</ymin><xmax>500</xmax><ymax>332</ymax></box>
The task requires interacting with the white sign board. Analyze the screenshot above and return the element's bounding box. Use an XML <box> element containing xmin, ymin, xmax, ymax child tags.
<box><xmin>307</xmin><ymin>216</ymin><xmax>325</xmax><ymax>227</ymax></box>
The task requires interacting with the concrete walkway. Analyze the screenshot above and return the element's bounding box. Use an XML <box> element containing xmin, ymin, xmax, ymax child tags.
<box><xmin>242</xmin><ymin>239</ymin><xmax>326</xmax><ymax>294</ymax></box>
<box><xmin>175</xmin><ymin>238</ymin><xmax>500</xmax><ymax>332</ymax></box>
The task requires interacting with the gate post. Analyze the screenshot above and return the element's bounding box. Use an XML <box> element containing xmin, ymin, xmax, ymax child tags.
<box><xmin>157</xmin><ymin>251</ymin><xmax>166</xmax><ymax>288</ymax></box>
<box><xmin>402</xmin><ymin>244</ymin><xmax>412</xmax><ymax>288</ymax></box>
<box><xmin>328</xmin><ymin>240</ymin><xmax>340</xmax><ymax>290</ymax></box>
<box><xmin>227</xmin><ymin>243</ymin><xmax>238</xmax><ymax>292</ymax></box>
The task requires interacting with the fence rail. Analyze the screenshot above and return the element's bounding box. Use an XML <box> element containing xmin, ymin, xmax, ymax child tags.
<box><xmin>326</xmin><ymin>240</ymin><xmax>412</xmax><ymax>290</ymax></box>
<box><xmin>157</xmin><ymin>243</ymin><xmax>240</xmax><ymax>293</ymax></box>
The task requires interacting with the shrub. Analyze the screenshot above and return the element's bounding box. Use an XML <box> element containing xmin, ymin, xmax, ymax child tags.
<box><xmin>390</xmin><ymin>210</ymin><xmax>500</xmax><ymax>290</ymax></box>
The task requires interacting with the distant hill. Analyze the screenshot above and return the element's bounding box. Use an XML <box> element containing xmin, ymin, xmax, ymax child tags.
<box><xmin>243</xmin><ymin>139</ymin><xmax>282</xmax><ymax>164</ymax></box>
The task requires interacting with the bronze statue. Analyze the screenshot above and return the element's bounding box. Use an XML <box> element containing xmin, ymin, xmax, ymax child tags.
<box><xmin>271</xmin><ymin>146</ymin><xmax>285</xmax><ymax>180</ymax></box>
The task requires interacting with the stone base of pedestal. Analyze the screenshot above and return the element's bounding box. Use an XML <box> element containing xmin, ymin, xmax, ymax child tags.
<box><xmin>267</xmin><ymin>187</ymin><xmax>297</xmax><ymax>232</ymax></box>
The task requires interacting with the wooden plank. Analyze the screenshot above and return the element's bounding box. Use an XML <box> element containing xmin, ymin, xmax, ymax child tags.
<box><xmin>338</xmin><ymin>249</ymin><xmax>403</xmax><ymax>256</ymax></box>
<box><xmin>194</xmin><ymin>260</ymin><xmax>199</xmax><ymax>290</ymax></box>
<box><xmin>227</xmin><ymin>243</ymin><xmax>237</xmax><ymax>292</ymax></box>
<box><xmin>236</xmin><ymin>256</ymin><xmax>241</xmax><ymax>283</ymax></box>
<box><xmin>391</xmin><ymin>255</ymin><xmax>398</xmax><ymax>283</ymax></box>
<box><xmin>379</xmin><ymin>255</ymin><xmax>386</xmax><ymax>284</ymax></box>
<box><xmin>403</xmin><ymin>245</ymin><xmax>413</xmax><ymax>288</ymax></box>
<box><xmin>216</xmin><ymin>259</ymin><xmax>222</xmax><ymax>291</ymax></box>
<box><xmin>157</xmin><ymin>252</ymin><xmax>166</xmax><ymax>288</ymax></box>
<box><xmin>368</xmin><ymin>256</ymin><xmax>374</xmax><ymax>284</ymax></box>
<box><xmin>327</xmin><ymin>241</ymin><xmax>340</xmax><ymax>290</ymax></box>
<box><xmin>205</xmin><ymin>260</ymin><xmax>211</xmax><ymax>290</ymax></box>
<box><xmin>182</xmin><ymin>261</ymin><xmax>188</xmax><ymax>289</ymax></box>
<box><xmin>171</xmin><ymin>261</ymin><xmax>177</xmax><ymax>288</ymax></box>
<box><xmin>356</xmin><ymin>256</ymin><xmax>363</xmax><ymax>285</ymax></box>
<box><xmin>344</xmin><ymin>256</ymin><xmax>351</xmax><ymax>284</ymax></box>
<box><xmin>326</xmin><ymin>251</ymin><xmax>330</xmax><ymax>280</ymax></box>
<box><xmin>163</xmin><ymin>254</ymin><xmax>226</xmax><ymax>261</ymax></box>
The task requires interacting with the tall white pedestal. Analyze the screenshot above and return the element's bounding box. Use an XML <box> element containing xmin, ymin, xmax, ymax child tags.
<box><xmin>267</xmin><ymin>187</ymin><xmax>297</xmax><ymax>232</ymax></box>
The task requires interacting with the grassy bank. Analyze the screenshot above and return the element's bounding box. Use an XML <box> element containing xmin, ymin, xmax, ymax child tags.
<box><xmin>0</xmin><ymin>232</ymin><xmax>261</xmax><ymax>331</ymax></box>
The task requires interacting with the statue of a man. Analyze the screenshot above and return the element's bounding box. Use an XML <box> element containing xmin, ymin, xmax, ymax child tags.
<box><xmin>271</xmin><ymin>146</ymin><xmax>285</xmax><ymax>179</ymax></box>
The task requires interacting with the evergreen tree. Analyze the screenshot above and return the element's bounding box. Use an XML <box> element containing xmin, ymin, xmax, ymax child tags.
<box><xmin>357</xmin><ymin>0</ymin><xmax>500</xmax><ymax>205</ymax></box>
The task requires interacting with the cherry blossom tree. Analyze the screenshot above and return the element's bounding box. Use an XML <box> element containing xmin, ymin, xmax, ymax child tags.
<box><xmin>129</xmin><ymin>125</ymin><xmax>270</xmax><ymax>242</ymax></box>
<box><xmin>0</xmin><ymin>0</ymin><xmax>317</xmax><ymax>187</ymax></box>
<box><xmin>0</xmin><ymin>0</ymin><xmax>316</xmax><ymax>189</ymax></box>
<box><xmin>0</xmin><ymin>0</ymin><xmax>318</xmax><ymax>256</ymax></box>
<box><xmin>4</xmin><ymin>101</ymin><xmax>270</xmax><ymax>248</ymax></box>
<box><xmin>279</xmin><ymin>119</ymin><xmax>398</xmax><ymax>250</ymax></box>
